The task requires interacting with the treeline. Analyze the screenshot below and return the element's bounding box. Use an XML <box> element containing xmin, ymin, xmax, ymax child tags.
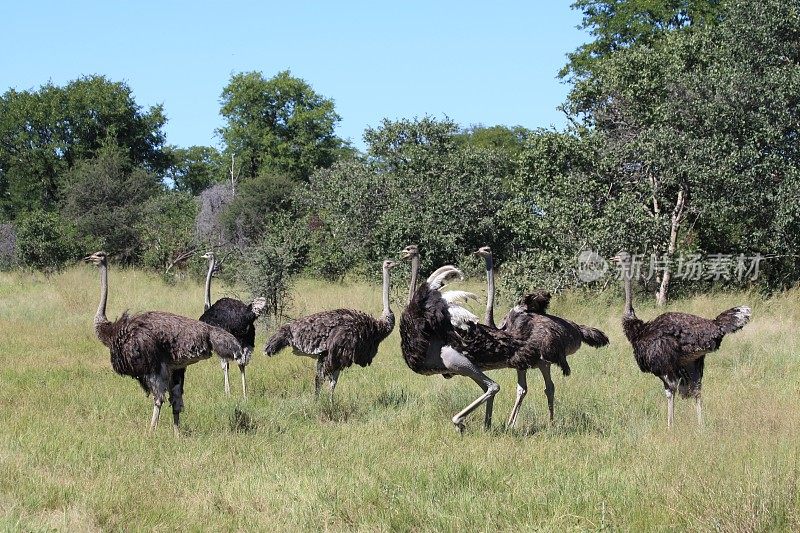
<box><xmin>1</xmin><ymin>0</ymin><xmax>798</xmax><ymax>306</ymax></box>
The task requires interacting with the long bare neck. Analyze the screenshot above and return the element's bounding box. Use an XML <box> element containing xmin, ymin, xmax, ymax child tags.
<box><xmin>382</xmin><ymin>266</ymin><xmax>392</xmax><ymax>317</ymax></box>
<box><xmin>623</xmin><ymin>264</ymin><xmax>635</xmax><ymax>317</ymax></box>
<box><xmin>94</xmin><ymin>263</ymin><xmax>112</xmax><ymax>345</ymax></box>
<box><xmin>204</xmin><ymin>257</ymin><xmax>215</xmax><ymax>311</ymax></box>
<box><xmin>407</xmin><ymin>255</ymin><xmax>419</xmax><ymax>304</ymax></box>
<box><xmin>483</xmin><ymin>255</ymin><xmax>495</xmax><ymax>327</ymax></box>
<box><xmin>381</xmin><ymin>266</ymin><xmax>395</xmax><ymax>334</ymax></box>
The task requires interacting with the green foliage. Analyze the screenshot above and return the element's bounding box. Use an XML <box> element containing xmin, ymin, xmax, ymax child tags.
<box><xmin>304</xmin><ymin>117</ymin><xmax>514</xmax><ymax>275</ymax></box>
<box><xmin>136</xmin><ymin>191</ymin><xmax>199</xmax><ymax>274</ymax></box>
<box><xmin>61</xmin><ymin>143</ymin><xmax>161</xmax><ymax>263</ymax></box>
<box><xmin>166</xmin><ymin>145</ymin><xmax>222</xmax><ymax>195</ymax></box>
<box><xmin>221</xmin><ymin>171</ymin><xmax>297</xmax><ymax>246</ymax></box>
<box><xmin>218</xmin><ymin>70</ymin><xmax>344</xmax><ymax>182</ymax></box>
<box><xmin>14</xmin><ymin>210</ymin><xmax>80</xmax><ymax>273</ymax></box>
<box><xmin>561</xmin><ymin>0</ymin><xmax>722</xmax><ymax>81</ymax></box>
<box><xmin>0</xmin><ymin>75</ymin><xmax>168</xmax><ymax>220</ymax></box>
<box><xmin>235</xmin><ymin>230</ymin><xmax>299</xmax><ymax>328</ymax></box>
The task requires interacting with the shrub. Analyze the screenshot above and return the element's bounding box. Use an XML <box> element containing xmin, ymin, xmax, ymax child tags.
<box><xmin>15</xmin><ymin>211</ymin><xmax>80</xmax><ymax>273</ymax></box>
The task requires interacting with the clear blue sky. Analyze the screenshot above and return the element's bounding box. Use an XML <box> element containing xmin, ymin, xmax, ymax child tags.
<box><xmin>1</xmin><ymin>1</ymin><xmax>586</xmax><ymax>151</ymax></box>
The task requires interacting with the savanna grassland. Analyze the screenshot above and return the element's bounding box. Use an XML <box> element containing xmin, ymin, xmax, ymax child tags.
<box><xmin>0</xmin><ymin>267</ymin><xmax>798</xmax><ymax>531</ymax></box>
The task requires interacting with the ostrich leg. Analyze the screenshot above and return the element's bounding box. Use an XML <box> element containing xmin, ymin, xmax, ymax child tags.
<box><xmin>169</xmin><ymin>368</ymin><xmax>186</xmax><ymax>436</ymax></box>
<box><xmin>507</xmin><ymin>368</ymin><xmax>528</xmax><ymax>428</ymax></box>
<box><xmin>149</xmin><ymin>400</ymin><xmax>162</xmax><ymax>432</ymax></box>
<box><xmin>664</xmin><ymin>385</ymin><xmax>675</xmax><ymax>428</ymax></box>
<box><xmin>440</xmin><ymin>347</ymin><xmax>500</xmax><ymax>433</ymax></box>
<box><xmin>314</xmin><ymin>356</ymin><xmax>324</xmax><ymax>398</ymax></box>
<box><xmin>539</xmin><ymin>361</ymin><xmax>556</xmax><ymax>422</ymax></box>
<box><xmin>328</xmin><ymin>370</ymin><xmax>340</xmax><ymax>403</ymax></box>
<box><xmin>221</xmin><ymin>359</ymin><xmax>231</xmax><ymax>396</ymax></box>
<box><xmin>695</xmin><ymin>393</ymin><xmax>703</xmax><ymax>426</ymax></box>
<box><xmin>239</xmin><ymin>364</ymin><xmax>247</xmax><ymax>400</ymax></box>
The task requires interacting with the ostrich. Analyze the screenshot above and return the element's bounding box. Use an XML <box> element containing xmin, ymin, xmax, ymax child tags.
<box><xmin>84</xmin><ymin>251</ymin><xmax>243</xmax><ymax>434</ymax></box>
<box><xmin>475</xmin><ymin>246</ymin><xmax>609</xmax><ymax>426</ymax></box>
<box><xmin>198</xmin><ymin>251</ymin><xmax>266</xmax><ymax>399</ymax></box>
<box><xmin>264</xmin><ymin>259</ymin><xmax>399</xmax><ymax>400</ymax></box>
<box><xmin>399</xmin><ymin>251</ymin><xmax>541</xmax><ymax>432</ymax></box>
<box><xmin>613</xmin><ymin>251</ymin><xmax>751</xmax><ymax>427</ymax></box>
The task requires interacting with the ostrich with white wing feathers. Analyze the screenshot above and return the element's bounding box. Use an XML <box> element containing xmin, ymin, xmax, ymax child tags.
<box><xmin>398</xmin><ymin>245</ymin><xmax>541</xmax><ymax>432</ymax></box>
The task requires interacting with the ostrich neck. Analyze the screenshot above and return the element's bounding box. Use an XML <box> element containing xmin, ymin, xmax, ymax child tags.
<box><xmin>382</xmin><ymin>266</ymin><xmax>395</xmax><ymax>333</ymax></box>
<box><xmin>407</xmin><ymin>255</ymin><xmax>419</xmax><ymax>304</ymax></box>
<box><xmin>94</xmin><ymin>263</ymin><xmax>110</xmax><ymax>334</ymax></box>
<box><xmin>623</xmin><ymin>264</ymin><xmax>635</xmax><ymax>317</ymax></box>
<box><xmin>204</xmin><ymin>257</ymin><xmax>215</xmax><ymax>311</ymax></box>
<box><xmin>484</xmin><ymin>255</ymin><xmax>495</xmax><ymax>327</ymax></box>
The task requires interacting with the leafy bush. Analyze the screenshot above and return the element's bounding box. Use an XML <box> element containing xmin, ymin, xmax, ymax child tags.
<box><xmin>15</xmin><ymin>210</ymin><xmax>81</xmax><ymax>273</ymax></box>
<box><xmin>0</xmin><ymin>223</ymin><xmax>17</xmax><ymax>270</ymax></box>
<box><xmin>136</xmin><ymin>191</ymin><xmax>198</xmax><ymax>275</ymax></box>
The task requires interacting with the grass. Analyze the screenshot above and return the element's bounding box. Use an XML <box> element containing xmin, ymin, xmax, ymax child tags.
<box><xmin>0</xmin><ymin>266</ymin><xmax>798</xmax><ymax>531</ymax></box>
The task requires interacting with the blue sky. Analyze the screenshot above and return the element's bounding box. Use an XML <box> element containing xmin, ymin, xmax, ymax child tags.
<box><xmin>1</xmin><ymin>1</ymin><xmax>586</xmax><ymax>150</ymax></box>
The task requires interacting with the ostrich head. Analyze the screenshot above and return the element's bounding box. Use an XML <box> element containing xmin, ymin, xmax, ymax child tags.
<box><xmin>83</xmin><ymin>251</ymin><xmax>108</xmax><ymax>267</ymax></box>
<box><xmin>399</xmin><ymin>244</ymin><xmax>419</xmax><ymax>261</ymax></box>
<box><xmin>201</xmin><ymin>251</ymin><xmax>215</xmax><ymax>261</ymax></box>
<box><xmin>473</xmin><ymin>245</ymin><xmax>492</xmax><ymax>258</ymax></box>
<box><xmin>520</xmin><ymin>290</ymin><xmax>551</xmax><ymax>313</ymax></box>
<box><xmin>383</xmin><ymin>259</ymin><xmax>399</xmax><ymax>270</ymax></box>
<box><xmin>611</xmin><ymin>250</ymin><xmax>632</xmax><ymax>265</ymax></box>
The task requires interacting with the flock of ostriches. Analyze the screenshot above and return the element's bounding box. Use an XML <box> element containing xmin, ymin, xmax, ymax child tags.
<box><xmin>83</xmin><ymin>245</ymin><xmax>751</xmax><ymax>435</ymax></box>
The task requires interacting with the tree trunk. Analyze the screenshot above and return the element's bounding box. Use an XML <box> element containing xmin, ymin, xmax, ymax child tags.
<box><xmin>655</xmin><ymin>188</ymin><xmax>686</xmax><ymax>306</ymax></box>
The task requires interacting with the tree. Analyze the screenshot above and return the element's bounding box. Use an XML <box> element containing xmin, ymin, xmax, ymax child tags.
<box><xmin>166</xmin><ymin>145</ymin><xmax>221</xmax><ymax>195</ymax></box>
<box><xmin>61</xmin><ymin>143</ymin><xmax>161</xmax><ymax>263</ymax></box>
<box><xmin>136</xmin><ymin>191</ymin><xmax>199</xmax><ymax>274</ymax></box>
<box><xmin>0</xmin><ymin>75</ymin><xmax>168</xmax><ymax>220</ymax></box>
<box><xmin>307</xmin><ymin>117</ymin><xmax>514</xmax><ymax>273</ymax></box>
<box><xmin>218</xmin><ymin>70</ymin><xmax>345</xmax><ymax>182</ymax></box>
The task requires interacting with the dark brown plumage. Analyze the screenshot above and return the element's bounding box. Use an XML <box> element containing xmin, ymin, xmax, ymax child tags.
<box><xmin>398</xmin><ymin>254</ymin><xmax>541</xmax><ymax>432</ymax></box>
<box><xmin>500</xmin><ymin>290</ymin><xmax>609</xmax><ymax>377</ymax></box>
<box><xmin>475</xmin><ymin>246</ymin><xmax>608</xmax><ymax>426</ymax></box>
<box><xmin>264</xmin><ymin>260</ymin><xmax>398</xmax><ymax>398</ymax></box>
<box><xmin>86</xmin><ymin>251</ymin><xmax>243</xmax><ymax>434</ymax></box>
<box><xmin>199</xmin><ymin>251</ymin><xmax>266</xmax><ymax>398</ymax></box>
<box><xmin>615</xmin><ymin>251</ymin><xmax>751</xmax><ymax>427</ymax></box>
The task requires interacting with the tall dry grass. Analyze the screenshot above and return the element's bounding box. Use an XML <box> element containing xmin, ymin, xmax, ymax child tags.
<box><xmin>0</xmin><ymin>266</ymin><xmax>798</xmax><ymax>531</ymax></box>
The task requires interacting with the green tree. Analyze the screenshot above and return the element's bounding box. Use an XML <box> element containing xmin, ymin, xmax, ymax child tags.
<box><xmin>166</xmin><ymin>145</ymin><xmax>221</xmax><ymax>195</ymax></box>
<box><xmin>61</xmin><ymin>143</ymin><xmax>161</xmax><ymax>263</ymax></box>
<box><xmin>218</xmin><ymin>70</ymin><xmax>345</xmax><ymax>183</ymax></box>
<box><xmin>15</xmin><ymin>210</ymin><xmax>80</xmax><ymax>273</ymax></box>
<box><xmin>136</xmin><ymin>191</ymin><xmax>199</xmax><ymax>274</ymax></box>
<box><xmin>0</xmin><ymin>75</ymin><xmax>168</xmax><ymax>219</ymax></box>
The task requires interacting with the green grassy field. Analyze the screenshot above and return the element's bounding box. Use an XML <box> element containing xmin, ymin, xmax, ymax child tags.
<box><xmin>0</xmin><ymin>266</ymin><xmax>798</xmax><ymax>531</ymax></box>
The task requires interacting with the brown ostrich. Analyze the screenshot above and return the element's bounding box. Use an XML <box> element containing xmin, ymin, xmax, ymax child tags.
<box><xmin>475</xmin><ymin>246</ymin><xmax>609</xmax><ymax>426</ymax></box>
<box><xmin>264</xmin><ymin>259</ymin><xmax>398</xmax><ymax>400</ymax></box>
<box><xmin>613</xmin><ymin>251</ymin><xmax>751</xmax><ymax>427</ymax></box>
<box><xmin>85</xmin><ymin>251</ymin><xmax>243</xmax><ymax>434</ymax></box>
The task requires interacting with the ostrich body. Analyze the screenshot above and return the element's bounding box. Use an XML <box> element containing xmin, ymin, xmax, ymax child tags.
<box><xmin>264</xmin><ymin>260</ymin><xmax>398</xmax><ymax>399</ymax></box>
<box><xmin>85</xmin><ymin>251</ymin><xmax>243</xmax><ymax>434</ymax></box>
<box><xmin>198</xmin><ymin>251</ymin><xmax>266</xmax><ymax>398</ymax></box>
<box><xmin>475</xmin><ymin>246</ymin><xmax>609</xmax><ymax>426</ymax></box>
<box><xmin>614</xmin><ymin>252</ymin><xmax>751</xmax><ymax>427</ymax></box>
<box><xmin>399</xmin><ymin>245</ymin><xmax>540</xmax><ymax>432</ymax></box>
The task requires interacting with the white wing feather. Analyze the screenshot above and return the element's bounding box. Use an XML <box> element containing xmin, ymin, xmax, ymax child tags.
<box><xmin>441</xmin><ymin>290</ymin><xmax>477</xmax><ymax>305</ymax></box>
<box><xmin>447</xmin><ymin>305</ymin><xmax>479</xmax><ymax>330</ymax></box>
